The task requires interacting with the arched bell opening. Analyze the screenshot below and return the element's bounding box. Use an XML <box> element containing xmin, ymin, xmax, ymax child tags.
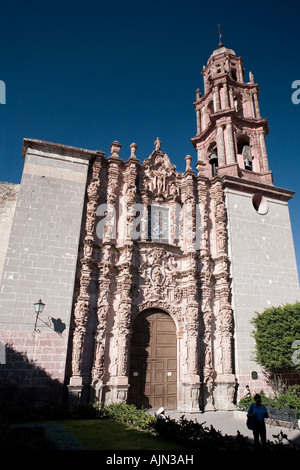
<box><xmin>237</xmin><ymin>135</ymin><xmax>253</xmax><ymax>171</ymax></box>
<box><xmin>207</xmin><ymin>141</ymin><xmax>218</xmax><ymax>176</ymax></box>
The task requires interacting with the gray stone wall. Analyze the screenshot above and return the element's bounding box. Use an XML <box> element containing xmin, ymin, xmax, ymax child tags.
<box><xmin>0</xmin><ymin>183</ymin><xmax>19</xmax><ymax>282</ymax></box>
<box><xmin>0</xmin><ymin>140</ymin><xmax>95</xmax><ymax>404</ymax></box>
<box><xmin>225</xmin><ymin>187</ymin><xmax>300</xmax><ymax>396</ymax></box>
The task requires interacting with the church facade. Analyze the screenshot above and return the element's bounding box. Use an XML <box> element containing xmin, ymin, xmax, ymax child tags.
<box><xmin>0</xmin><ymin>44</ymin><xmax>299</xmax><ymax>411</ymax></box>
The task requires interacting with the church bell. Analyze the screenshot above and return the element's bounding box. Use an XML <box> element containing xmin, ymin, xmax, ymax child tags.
<box><xmin>209</xmin><ymin>153</ymin><xmax>218</xmax><ymax>166</ymax></box>
<box><xmin>244</xmin><ymin>158</ymin><xmax>252</xmax><ymax>170</ymax></box>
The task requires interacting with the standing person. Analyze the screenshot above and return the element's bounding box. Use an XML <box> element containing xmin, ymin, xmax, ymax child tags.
<box><xmin>247</xmin><ymin>394</ymin><xmax>269</xmax><ymax>448</ymax></box>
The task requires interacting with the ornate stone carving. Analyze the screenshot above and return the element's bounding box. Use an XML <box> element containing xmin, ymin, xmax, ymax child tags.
<box><xmin>116</xmin><ymin>301</ymin><xmax>132</xmax><ymax>376</ymax></box>
<box><xmin>139</xmin><ymin>247</ymin><xmax>180</xmax><ymax>301</ymax></box>
<box><xmin>211</xmin><ymin>179</ymin><xmax>234</xmax><ymax>379</ymax></box>
<box><xmin>71</xmin><ymin>299</ymin><xmax>89</xmax><ymax>376</ymax></box>
<box><xmin>69</xmin><ymin>139</ymin><xmax>235</xmax><ymax>411</ymax></box>
<box><xmin>92</xmin><ymin>305</ymin><xmax>109</xmax><ymax>384</ymax></box>
<box><xmin>142</xmin><ymin>148</ymin><xmax>178</xmax><ymax>200</ymax></box>
<box><xmin>184</xmin><ymin>305</ymin><xmax>200</xmax><ymax>376</ymax></box>
<box><xmin>70</xmin><ymin>157</ymin><xmax>102</xmax><ymax>382</ymax></box>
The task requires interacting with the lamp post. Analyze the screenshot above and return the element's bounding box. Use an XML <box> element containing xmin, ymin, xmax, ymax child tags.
<box><xmin>33</xmin><ymin>299</ymin><xmax>46</xmax><ymax>334</ymax></box>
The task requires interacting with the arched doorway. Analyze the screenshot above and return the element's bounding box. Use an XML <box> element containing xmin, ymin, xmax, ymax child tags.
<box><xmin>128</xmin><ymin>309</ymin><xmax>177</xmax><ymax>410</ymax></box>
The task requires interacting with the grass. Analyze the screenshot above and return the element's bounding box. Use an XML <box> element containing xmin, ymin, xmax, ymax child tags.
<box><xmin>60</xmin><ymin>419</ymin><xmax>189</xmax><ymax>450</ymax></box>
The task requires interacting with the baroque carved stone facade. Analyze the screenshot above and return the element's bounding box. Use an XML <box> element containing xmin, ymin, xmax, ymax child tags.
<box><xmin>67</xmin><ymin>134</ymin><xmax>236</xmax><ymax>410</ymax></box>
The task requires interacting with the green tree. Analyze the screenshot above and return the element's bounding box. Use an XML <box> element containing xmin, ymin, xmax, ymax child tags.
<box><xmin>251</xmin><ymin>302</ymin><xmax>300</xmax><ymax>372</ymax></box>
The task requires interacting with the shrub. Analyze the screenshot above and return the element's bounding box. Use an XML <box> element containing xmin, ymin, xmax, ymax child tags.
<box><xmin>251</xmin><ymin>302</ymin><xmax>300</xmax><ymax>372</ymax></box>
<box><xmin>100</xmin><ymin>403</ymin><xmax>156</xmax><ymax>430</ymax></box>
<box><xmin>154</xmin><ymin>414</ymin><xmax>299</xmax><ymax>451</ymax></box>
<box><xmin>237</xmin><ymin>387</ymin><xmax>300</xmax><ymax>418</ymax></box>
<box><xmin>154</xmin><ymin>415</ymin><xmax>252</xmax><ymax>451</ymax></box>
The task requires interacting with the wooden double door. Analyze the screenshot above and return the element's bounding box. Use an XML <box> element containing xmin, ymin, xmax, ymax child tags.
<box><xmin>128</xmin><ymin>310</ymin><xmax>177</xmax><ymax>410</ymax></box>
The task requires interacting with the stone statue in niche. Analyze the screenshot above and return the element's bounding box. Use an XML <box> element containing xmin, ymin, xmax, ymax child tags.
<box><xmin>169</xmin><ymin>181</ymin><xmax>179</xmax><ymax>198</ymax></box>
<box><xmin>98</xmin><ymin>290</ymin><xmax>109</xmax><ymax>305</ymax></box>
<box><xmin>74</xmin><ymin>298</ymin><xmax>89</xmax><ymax>324</ymax></box>
<box><xmin>103</xmin><ymin>206</ymin><xmax>115</xmax><ymax>241</ymax></box>
<box><xmin>117</xmin><ymin>302</ymin><xmax>132</xmax><ymax>376</ymax></box>
<box><xmin>151</xmin><ymin>265</ymin><xmax>165</xmax><ymax>285</ymax></box>
<box><xmin>219</xmin><ymin>303</ymin><xmax>234</xmax><ymax>374</ymax></box>
<box><xmin>125</xmin><ymin>184</ymin><xmax>136</xmax><ymax>205</ymax></box>
<box><xmin>107</xmin><ymin>181</ymin><xmax>117</xmax><ymax>205</ymax></box>
<box><xmin>101</xmin><ymin>246</ymin><xmax>111</xmax><ymax>263</ymax></box>
<box><xmin>83</xmin><ymin>237</ymin><xmax>94</xmax><ymax>258</ymax></box>
<box><xmin>72</xmin><ymin>328</ymin><xmax>85</xmax><ymax>375</ymax></box>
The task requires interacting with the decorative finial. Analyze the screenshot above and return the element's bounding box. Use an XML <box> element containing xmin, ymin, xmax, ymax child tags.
<box><xmin>110</xmin><ymin>140</ymin><xmax>122</xmax><ymax>158</ymax></box>
<box><xmin>154</xmin><ymin>137</ymin><xmax>162</xmax><ymax>151</ymax></box>
<box><xmin>185</xmin><ymin>154</ymin><xmax>192</xmax><ymax>171</ymax></box>
<box><xmin>130</xmin><ymin>142</ymin><xmax>137</xmax><ymax>158</ymax></box>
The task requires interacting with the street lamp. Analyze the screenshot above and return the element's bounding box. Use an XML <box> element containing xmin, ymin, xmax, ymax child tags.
<box><xmin>33</xmin><ymin>299</ymin><xmax>46</xmax><ymax>334</ymax></box>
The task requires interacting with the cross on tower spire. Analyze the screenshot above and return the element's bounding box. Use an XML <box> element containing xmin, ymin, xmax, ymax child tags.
<box><xmin>213</xmin><ymin>23</ymin><xmax>224</xmax><ymax>47</ymax></box>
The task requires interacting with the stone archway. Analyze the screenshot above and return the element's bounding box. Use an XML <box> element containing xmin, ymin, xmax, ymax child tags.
<box><xmin>128</xmin><ymin>309</ymin><xmax>177</xmax><ymax>410</ymax></box>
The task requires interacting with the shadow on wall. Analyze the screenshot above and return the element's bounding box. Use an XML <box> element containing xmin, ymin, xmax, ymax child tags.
<box><xmin>0</xmin><ymin>344</ymin><xmax>65</xmax><ymax>407</ymax></box>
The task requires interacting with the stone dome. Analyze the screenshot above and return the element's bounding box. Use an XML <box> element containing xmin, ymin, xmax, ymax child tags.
<box><xmin>210</xmin><ymin>44</ymin><xmax>236</xmax><ymax>59</ymax></box>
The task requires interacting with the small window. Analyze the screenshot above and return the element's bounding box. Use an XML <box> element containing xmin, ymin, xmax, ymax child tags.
<box><xmin>251</xmin><ymin>371</ymin><xmax>258</xmax><ymax>380</ymax></box>
<box><xmin>252</xmin><ymin>194</ymin><xmax>268</xmax><ymax>215</ymax></box>
<box><xmin>148</xmin><ymin>205</ymin><xmax>169</xmax><ymax>242</ymax></box>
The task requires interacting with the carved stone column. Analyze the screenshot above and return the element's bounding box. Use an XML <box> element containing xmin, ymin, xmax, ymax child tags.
<box><xmin>196</xmin><ymin>108</ymin><xmax>202</xmax><ymax>135</ymax></box>
<box><xmin>105</xmin><ymin>141</ymin><xmax>121</xmax><ymax>242</ymax></box>
<box><xmin>182</xmin><ymin>157</ymin><xmax>196</xmax><ymax>252</ymax></box>
<box><xmin>197</xmin><ymin>175</ymin><xmax>215</xmax><ymax>410</ymax></box>
<box><xmin>124</xmin><ymin>145</ymin><xmax>139</xmax><ymax>242</ymax></box>
<box><xmin>90</xmin><ymin>240</ymin><xmax>113</xmax><ymax>402</ymax></box>
<box><xmin>180</xmin><ymin>163</ymin><xmax>201</xmax><ymax>411</ymax></box>
<box><xmin>69</xmin><ymin>156</ymin><xmax>102</xmax><ymax>399</ymax></box>
<box><xmin>211</xmin><ymin>179</ymin><xmax>236</xmax><ymax>410</ymax></box>
<box><xmin>181</xmin><ymin>303</ymin><xmax>201</xmax><ymax>412</ymax></box>
<box><xmin>226</xmin><ymin>122</ymin><xmax>236</xmax><ymax>164</ymax></box>
<box><xmin>253</xmin><ymin>91</ymin><xmax>261</xmax><ymax>119</ymax></box>
<box><xmin>214</xmin><ymin>85</ymin><xmax>220</xmax><ymax>112</ymax></box>
<box><xmin>91</xmin><ymin>304</ymin><xmax>109</xmax><ymax>402</ymax></box>
<box><xmin>217</xmin><ymin>125</ymin><xmax>226</xmax><ymax>166</ymax></box>
<box><xmin>223</xmin><ymin>82</ymin><xmax>230</xmax><ymax>109</ymax></box>
<box><xmin>259</xmin><ymin>131</ymin><xmax>269</xmax><ymax>172</ymax></box>
<box><xmin>140</xmin><ymin>195</ymin><xmax>149</xmax><ymax>241</ymax></box>
<box><xmin>107</xmin><ymin>300</ymin><xmax>132</xmax><ymax>403</ymax></box>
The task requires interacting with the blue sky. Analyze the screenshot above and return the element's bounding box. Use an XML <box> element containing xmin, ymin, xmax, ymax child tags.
<box><xmin>0</xmin><ymin>0</ymin><xmax>299</xmax><ymax>278</ymax></box>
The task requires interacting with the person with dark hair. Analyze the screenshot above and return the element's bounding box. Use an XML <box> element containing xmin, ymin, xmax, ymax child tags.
<box><xmin>247</xmin><ymin>394</ymin><xmax>269</xmax><ymax>448</ymax></box>
<box><xmin>243</xmin><ymin>384</ymin><xmax>251</xmax><ymax>398</ymax></box>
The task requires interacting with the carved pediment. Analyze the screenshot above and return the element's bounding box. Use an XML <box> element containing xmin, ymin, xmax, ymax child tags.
<box><xmin>142</xmin><ymin>148</ymin><xmax>180</xmax><ymax>201</ymax></box>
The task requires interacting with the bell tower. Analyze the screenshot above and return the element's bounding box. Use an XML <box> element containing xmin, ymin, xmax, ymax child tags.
<box><xmin>192</xmin><ymin>43</ymin><xmax>299</xmax><ymax>402</ymax></box>
<box><xmin>191</xmin><ymin>42</ymin><xmax>272</xmax><ymax>185</ymax></box>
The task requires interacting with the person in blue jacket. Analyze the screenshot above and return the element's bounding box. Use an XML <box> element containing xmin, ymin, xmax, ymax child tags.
<box><xmin>247</xmin><ymin>394</ymin><xmax>269</xmax><ymax>448</ymax></box>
